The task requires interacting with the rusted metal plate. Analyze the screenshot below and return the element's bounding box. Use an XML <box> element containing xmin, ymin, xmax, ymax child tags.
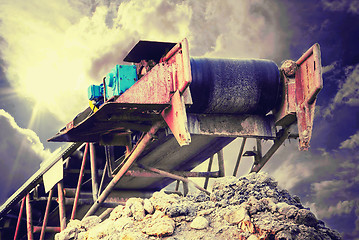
<box><xmin>275</xmin><ymin>66</ymin><xmax>297</xmax><ymax>127</ymax></box>
<box><xmin>157</xmin><ymin>39</ymin><xmax>193</xmax><ymax>146</ymax></box>
<box><xmin>115</xmin><ymin>62</ymin><xmax>173</xmax><ymax>105</ymax></box>
<box><xmin>162</xmin><ymin>90</ymin><xmax>191</xmax><ymax>146</ymax></box>
<box><xmin>187</xmin><ymin>114</ymin><xmax>276</xmax><ymax>139</ymax></box>
<box><xmin>295</xmin><ymin>43</ymin><xmax>323</xmax><ymax>150</ymax></box>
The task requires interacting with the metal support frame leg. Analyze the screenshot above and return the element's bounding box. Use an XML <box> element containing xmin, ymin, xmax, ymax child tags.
<box><xmin>57</xmin><ymin>182</ymin><xmax>66</xmax><ymax>231</ymax></box>
<box><xmin>89</xmin><ymin>143</ymin><xmax>99</xmax><ymax>201</ymax></box>
<box><xmin>232</xmin><ymin>137</ymin><xmax>247</xmax><ymax>177</ymax></box>
<box><xmin>182</xmin><ymin>179</ymin><xmax>189</xmax><ymax>196</ymax></box>
<box><xmin>251</xmin><ymin>128</ymin><xmax>290</xmax><ymax>173</ymax></box>
<box><xmin>39</xmin><ymin>189</ymin><xmax>53</xmax><ymax>240</ymax></box>
<box><xmin>25</xmin><ymin>194</ymin><xmax>33</xmax><ymax>240</ymax></box>
<box><xmin>254</xmin><ymin>139</ymin><xmax>262</xmax><ymax>166</ymax></box>
<box><xmin>204</xmin><ymin>156</ymin><xmax>214</xmax><ymax>189</ymax></box>
<box><xmin>175</xmin><ymin>180</ymin><xmax>180</xmax><ymax>191</ymax></box>
<box><xmin>71</xmin><ymin>143</ymin><xmax>89</xmax><ymax>220</ymax></box>
<box><xmin>217</xmin><ymin>149</ymin><xmax>225</xmax><ymax>177</ymax></box>
<box><xmin>13</xmin><ymin>196</ymin><xmax>25</xmax><ymax>240</ymax></box>
<box><xmin>98</xmin><ymin>162</ymin><xmax>108</xmax><ymax>196</ymax></box>
<box><xmin>84</xmin><ymin>121</ymin><xmax>163</xmax><ymax>218</ymax></box>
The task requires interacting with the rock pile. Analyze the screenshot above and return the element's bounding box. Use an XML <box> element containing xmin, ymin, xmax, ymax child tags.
<box><xmin>55</xmin><ymin>173</ymin><xmax>342</xmax><ymax>240</ymax></box>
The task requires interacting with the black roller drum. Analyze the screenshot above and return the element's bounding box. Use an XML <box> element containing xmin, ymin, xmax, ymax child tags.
<box><xmin>188</xmin><ymin>58</ymin><xmax>281</xmax><ymax>115</ymax></box>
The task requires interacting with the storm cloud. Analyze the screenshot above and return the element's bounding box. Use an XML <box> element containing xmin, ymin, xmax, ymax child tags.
<box><xmin>0</xmin><ymin>109</ymin><xmax>52</xmax><ymax>204</ymax></box>
<box><xmin>0</xmin><ymin>0</ymin><xmax>290</xmax><ymax>122</ymax></box>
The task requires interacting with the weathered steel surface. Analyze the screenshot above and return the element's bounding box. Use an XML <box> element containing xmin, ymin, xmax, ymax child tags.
<box><xmin>162</xmin><ymin>90</ymin><xmax>191</xmax><ymax>146</ymax></box>
<box><xmin>295</xmin><ymin>43</ymin><xmax>323</xmax><ymax>150</ymax></box>
<box><xmin>187</xmin><ymin>114</ymin><xmax>276</xmax><ymax>138</ymax></box>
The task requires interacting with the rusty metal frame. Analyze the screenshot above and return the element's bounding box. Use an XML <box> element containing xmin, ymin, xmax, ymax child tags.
<box><xmin>71</xmin><ymin>143</ymin><xmax>89</xmax><ymax>220</ymax></box>
<box><xmin>25</xmin><ymin>194</ymin><xmax>33</xmax><ymax>240</ymax></box>
<box><xmin>13</xmin><ymin>196</ymin><xmax>25</xmax><ymax>240</ymax></box>
<box><xmin>232</xmin><ymin>138</ymin><xmax>247</xmax><ymax>177</ymax></box>
<box><xmin>39</xmin><ymin>189</ymin><xmax>53</xmax><ymax>240</ymax></box>
<box><xmin>203</xmin><ymin>156</ymin><xmax>214</xmax><ymax>190</ymax></box>
<box><xmin>250</xmin><ymin>128</ymin><xmax>291</xmax><ymax>173</ymax></box>
<box><xmin>84</xmin><ymin>121</ymin><xmax>163</xmax><ymax>218</ymax></box>
<box><xmin>1</xmin><ymin>42</ymin><xmax>323</xmax><ymax>238</ymax></box>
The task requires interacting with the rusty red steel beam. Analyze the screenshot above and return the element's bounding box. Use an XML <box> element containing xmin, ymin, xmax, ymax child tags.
<box><xmin>84</xmin><ymin>121</ymin><xmax>163</xmax><ymax>218</ymax></box>
<box><xmin>39</xmin><ymin>189</ymin><xmax>53</xmax><ymax>240</ymax></box>
<box><xmin>138</xmin><ymin>164</ymin><xmax>211</xmax><ymax>196</ymax></box>
<box><xmin>57</xmin><ymin>182</ymin><xmax>66</xmax><ymax>231</ymax></box>
<box><xmin>13</xmin><ymin>196</ymin><xmax>25</xmax><ymax>240</ymax></box>
<box><xmin>71</xmin><ymin>143</ymin><xmax>89</xmax><ymax>220</ymax></box>
<box><xmin>25</xmin><ymin>194</ymin><xmax>33</xmax><ymax>240</ymax></box>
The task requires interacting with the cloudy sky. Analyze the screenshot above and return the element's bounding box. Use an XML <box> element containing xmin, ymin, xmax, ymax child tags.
<box><xmin>0</xmin><ymin>0</ymin><xmax>358</xmax><ymax>238</ymax></box>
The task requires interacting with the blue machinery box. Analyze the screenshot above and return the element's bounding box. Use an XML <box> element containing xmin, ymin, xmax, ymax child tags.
<box><xmin>88</xmin><ymin>64</ymin><xmax>137</xmax><ymax>102</ymax></box>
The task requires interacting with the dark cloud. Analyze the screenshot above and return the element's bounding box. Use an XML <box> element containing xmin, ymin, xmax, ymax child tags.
<box><xmin>0</xmin><ymin>109</ymin><xmax>52</xmax><ymax>204</ymax></box>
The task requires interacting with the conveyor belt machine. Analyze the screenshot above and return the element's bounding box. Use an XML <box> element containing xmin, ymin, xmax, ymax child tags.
<box><xmin>0</xmin><ymin>39</ymin><xmax>322</xmax><ymax>239</ymax></box>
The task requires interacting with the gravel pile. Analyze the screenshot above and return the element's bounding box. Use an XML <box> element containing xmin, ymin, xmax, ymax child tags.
<box><xmin>55</xmin><ymin>173</ymin><xmax>342</xmax><ymax>240</ymax></box>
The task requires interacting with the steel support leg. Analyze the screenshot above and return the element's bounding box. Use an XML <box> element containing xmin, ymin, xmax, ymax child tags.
<box><xmin>25</xmin><ymin>194</ymin><xmax>33</xmax><ymax>240</ymax></box>
<box><xmin>13</xmin><ymin>196</ymin><xmax>25</xmax><ymax>240</ymax></box>
<box><xmin>84</xmin><ymin>121</ymin><xmax>163</xmax><ymax>218</ymax></box>
<box><xmin>175</xmin><ymin>180</ymin><xmax>180</xmax><ymax>191</ymax></box>
<box><xmin>98</xmin><ymin>162</ymin><xmax>107</xmax><ymax>197</ymax></box>
<box><xmin>232</xmin><ymin>137</ymin><xmax>247</xmax><ymax>177</ymax></box>
<box><xmin>183</xmin><ymin>179</ymin><xmax>189</xmax><ymax>196</ymax></box>
<box><xmin>57</xmin><ymin>182</ymin><xmax>66</xmax><ymax>231</ymax></box>
<box><xmin>99</xmin><ymin>208</ymin><xmax>113</xmax><ymax>220</ymax></box>
<box><xmin>39</xmin><ymin>189</ymin><xmax>53</xmax><ymax>240</ymax></box>
<box><xmin>204</xmin><ymin>156</ymin><xmax>214</xmax><ymax>189</ymax></box>
<box><xmin>251</xmin><ymin>128</ymin><xmax>290</xmax><ymax>173</ymax></box>
<box><xmin>217</xmin><ymin>149</ymin><xmax>225</xmax><ymax>177</ymax></box>
<box><xmin>71</xmin><ymin>143</ymin><xmax>89</xmax><ymax>220</ymax></box>
<box><xmin>89</xmin><ymin>143</ymin><xmax>99</xmax><ymax>201</ymax></box>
